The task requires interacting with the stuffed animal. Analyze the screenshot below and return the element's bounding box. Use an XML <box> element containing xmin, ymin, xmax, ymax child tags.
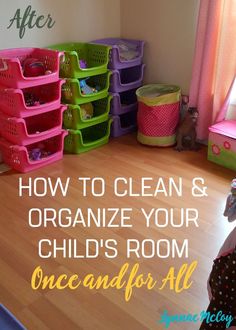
<box><xmin>174</xmin><ymin>107</ymin><xmax>199</xmax><ymax>152</ymax></box>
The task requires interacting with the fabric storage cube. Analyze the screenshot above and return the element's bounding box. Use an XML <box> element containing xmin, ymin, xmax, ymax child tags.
<box><xmin>208</xmin><ymin>120</ymin><xmax>236</xmax><ymax>171</ymax></box>
<box><xmin>0</xmin><ymin>80</ymin><xmax>64</xmax><ymax>118</ymax></box>
<box><xmin>109</xmin><ymin>64</ymin><xmax>145</xmax><ymax>93</ymax></box>
<box><xmin>49</xmin><ymin>43</ymin><xmax>110</xmax><ymax>78</ymax></box>
<box><xmin>0</xmin><ymin>131</ymin><xmax>67</xmax><ymax>173</ymax></box>
<box><xmin>64</xmin><ymin>118</ymin><xmax>112</xmax><ymax>154</ymax></box>
<box><xmin>0</xmin><ymin>48</ymin><xmax>62</xmax><ymax>88</ymax></box>
<box><xmin>61</xmin><ymin>72</ymin><xmax>111</xmax><ymax>105</ymax></box>
<box><xmin>63</xmin><ymin>95</ymin><xmax>112</xmax><ymax>130</ymax></box>
<box><xmin>111</xmin><ymin>110</ymin><xmax>137</xmax><ymax>137</ymax></box>
<box><xmin>92</xmin><ymin>38</ymin><xmax>145</xmax><ymax>69</ymax></box>
<box><xmin>110</xmin><ymin>89</ymin><xmax>138</xmax><ymax>115</ymax></box>
<box><xmin>0</xmin><ymin>106</ymin><xmax>66</xmax><ymax>145</ymax></box>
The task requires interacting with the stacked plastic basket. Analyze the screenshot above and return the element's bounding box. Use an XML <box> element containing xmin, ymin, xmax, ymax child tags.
<box><xmin>0</xmin><ymin>48</ymin><xmax>66</xmax><ymax>173</ymax></box>
<box><xmin>49</xmin><ymin>43</ymin><xmax>112</xmax><ymax>154</ymax></box>
<box><xmin>93</xmin><ymin>38</ymin><xmax>145</xmax><ymax>137</ymax></box>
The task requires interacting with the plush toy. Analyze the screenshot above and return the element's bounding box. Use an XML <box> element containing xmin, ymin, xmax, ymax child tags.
<box><xmin>80</xmin><ymin>103</ymin><xmax>94</xmax><ymax>120</ymax></box>
<box><xmin>223</xmin><ymin>178</ymin><xmax>236</xmax><ymax>222</ymax></box>
<box><xmin>23</xmin><ymin>58</ymin><xmax>45</xmax><ymax>77</ymax></box>
<box><xmin>79</xmin><ymin>59</ymin><xmax>87</xmax><ymax>69</ymax></box>
<box><xmin>175</xmin><ymin>107</ymin><xmax>199</xmax><ymax>152</ymax></box>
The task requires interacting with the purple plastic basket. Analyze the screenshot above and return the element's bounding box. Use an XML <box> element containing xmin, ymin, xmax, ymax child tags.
<box><xmin>92</xmin><ymin>38</ymin><xmax>145</xmax><ymax>69</ymax></box>
<box><xmin>109</xmin><ymin>64</ymin><xmax>145</xmax><ymax>93</ymax></box>
<box><xmin>110</xmin><ymin>89</ymin><xmax>138</xmax><ymax>115</ymax></box>
<box><xmin>111</xmin><ymin>110</ymin><xmax>137</xmax><ymax>138</ymax></box>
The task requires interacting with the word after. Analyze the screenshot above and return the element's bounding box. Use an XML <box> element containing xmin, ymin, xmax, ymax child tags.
<box><xmin>7</xmin><ymin>5</ymin><xmax>55</xmax><ymax>39</ymax></box>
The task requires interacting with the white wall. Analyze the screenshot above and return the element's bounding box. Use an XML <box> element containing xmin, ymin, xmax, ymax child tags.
<box><xmin>0</xmin><ymin>0</ymin><xmax>120</xmax><ymax>49</ymax></box>
<box><xmin>0</xmin><ymin>0</ymin><xmax>198</xmax><ymax>92</ymax></box>
<box><xmin>121</xmin><ymin>0</ymin><xmax>199</xmax><ymax>94</ymax></box>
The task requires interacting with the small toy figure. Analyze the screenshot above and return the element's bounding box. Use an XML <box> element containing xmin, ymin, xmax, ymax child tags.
<box><xmin>79</xmin><ymin>79</ymin><xmax>97</xmax><ymax>95</ymax></box>
<box><xmin>174</xmin><ymin>107</ymin><xmax>199</xmax><ymax>152</ymax></box>
<box><xmin>223</xmin><ymin>178</ymin><xmax>236</xmax><ymax>222</ymax></box>
<box><xmin>79</xmin><ymin>59</ymin><xmax>87</xmax><ymax>69</ymax></box>
<box><xmin>80</xmin><ymin>102</ymin><xmax>94</xmax><ymax>120</ymax></box>
<box><xmin>29</xmin><ymin>148</ymin><xmax>41</xmax><ymax>161</ymax></box>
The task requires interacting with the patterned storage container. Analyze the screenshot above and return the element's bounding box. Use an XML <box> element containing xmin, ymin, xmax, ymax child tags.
<box><xmin>136</xmin><ymin>84</ymin><xmax>181</xmax><ymax>146</ymax></box>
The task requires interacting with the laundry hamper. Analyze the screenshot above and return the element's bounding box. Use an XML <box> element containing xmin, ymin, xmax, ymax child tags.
<box><xmin>136</xmin><ymin>84</ymin><xmax>181</xmax><ymax>146</ymax></box>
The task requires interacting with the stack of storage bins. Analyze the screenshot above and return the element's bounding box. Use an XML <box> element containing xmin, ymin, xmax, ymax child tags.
<box><xmin>93</xmin><ymin>38</ymin><xmax>145</xmax><ymax>137</ymax></box>
<box><xmin>49</xmin><ymin>43</ymin><xmax>112</xmax><ymax>154</ymax></box>
<box><xmin>0</xmin><ymin>48</ymin><xmax>66</xmax><ymax>173</ymax></box>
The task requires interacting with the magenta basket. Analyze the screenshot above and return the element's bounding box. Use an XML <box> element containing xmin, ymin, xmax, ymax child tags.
<box><xmin>0</xmin><ymin>131</ymin><xmax>67</xmax><ymax>173</ymax></box>
<box><xmin>111</xmin><ymin>110</ymin><xmax>137</xmax><ymax>138</ymax></box>
<box><xmin>0</xmin><ymin>80</ymin><xmax>64</xmax><ymax>118</ymax></box>
<box><xmin>0</xmin><ymin>48</ymin><xmax>63</xmax><ymax>88</ymax></box>
<box><xmin>0</xmin><ymin>106</ymin><xmax>66</xmax><ymax>145</ymax></box>
<box><xmin>92</xmin><ymin>38</ymin><xmax>145</xmax><ymax>69</ymax></box>
<box><xmin>110</xmin><ymin>89</ymin><xmax>138</xmax><ymax>115</ymax></box>
<box><xmin>109</xmin><ymin>64</ymin><xmax>145</xmax><ymax>93</ymax></box>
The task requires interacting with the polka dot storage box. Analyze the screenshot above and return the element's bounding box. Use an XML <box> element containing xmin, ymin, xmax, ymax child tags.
<box><xmin>136</xmin><ymin>84</ymin><xmax>181</xmax><ymax>147</ymax></box>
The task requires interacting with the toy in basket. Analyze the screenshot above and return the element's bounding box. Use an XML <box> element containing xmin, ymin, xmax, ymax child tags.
<box><xmin>0</xmin><ymin>48</ymin><xmax>63</xmax><ymax>88</ymax></box>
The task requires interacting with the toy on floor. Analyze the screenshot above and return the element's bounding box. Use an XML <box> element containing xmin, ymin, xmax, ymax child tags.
<box><xmin>223</xmin><ymin>178</ymin><xmax>236</xmax><ymax>222</ymax></box>
<box><xmin>174</xmin><ymin>107</ymin><xmax>199</xmax><ymax>152</ymax></box>
<box><xmin>80</xmin><ymin>102</ymin><xmax>94</xmax><ymax>120</ymax></box>
<box><xmin>79</xmin><ymin>78</ymin><xmax>98</xmax><ymax>95</ymax></box>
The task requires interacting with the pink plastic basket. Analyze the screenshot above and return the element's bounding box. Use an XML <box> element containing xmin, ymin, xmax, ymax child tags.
<box><xmin>0</xmin><ymin>48</ymin><xmax>63</xmax><ymax>88</ymax></box>
<box><xmin>0</xmin><ymin>106</ymin><xmax>66</xmax><ymax>145</ymax></box>
<box><xmin>0</xmin><ymin>80</ymin><xmax>64</xmax><ymax>118</ymax></box>
<box><xmin>0</xmin><ymin>131</ymin><xmax>67</xmax><ymax>173</ymax></box>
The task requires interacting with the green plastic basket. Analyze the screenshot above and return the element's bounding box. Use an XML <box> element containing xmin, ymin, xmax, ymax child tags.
<box><xmin>63</xmin><ymin>95</ymin><xmax>112</xmax><ymax>130</ymax></box>
<box><xmin>49</xmin><ymin>42</ymin><xmax>111</xmax><ymax>78</ymax></box>
<box><xmin>61</xmin><ymin>71</ymin><xmax>111</xmax><ymax>105</ymax></box>
<box><xmin>64</xmin><ymin>118</ymin><xmax>112</xmax><ymax>154</ymax></box>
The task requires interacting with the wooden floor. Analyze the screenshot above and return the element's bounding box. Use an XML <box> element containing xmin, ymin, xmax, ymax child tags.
<box><xmin>0</xmin><ymin>134</ymin><xmax>235</xmax><ymax>330</ymax></box>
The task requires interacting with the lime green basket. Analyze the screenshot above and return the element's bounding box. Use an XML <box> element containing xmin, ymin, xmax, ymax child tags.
<box><xmin>49</xmin><ymin>42</ymin><xmax>111</xmax><ymax>78</ymax></box>
<box><xmin>63</xmin><ymin>95</ymin><xmax>112</xmax><ymax>130</ymax></box>
<box><xmin>61</xmin><ymin>71</ymin><xmax>111</xmax><ymax>105</ymax></box>
<box><xmin>64</xmin><ymin>118</ymin><xmax>112</xmax><ymax>154</ymax></box>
